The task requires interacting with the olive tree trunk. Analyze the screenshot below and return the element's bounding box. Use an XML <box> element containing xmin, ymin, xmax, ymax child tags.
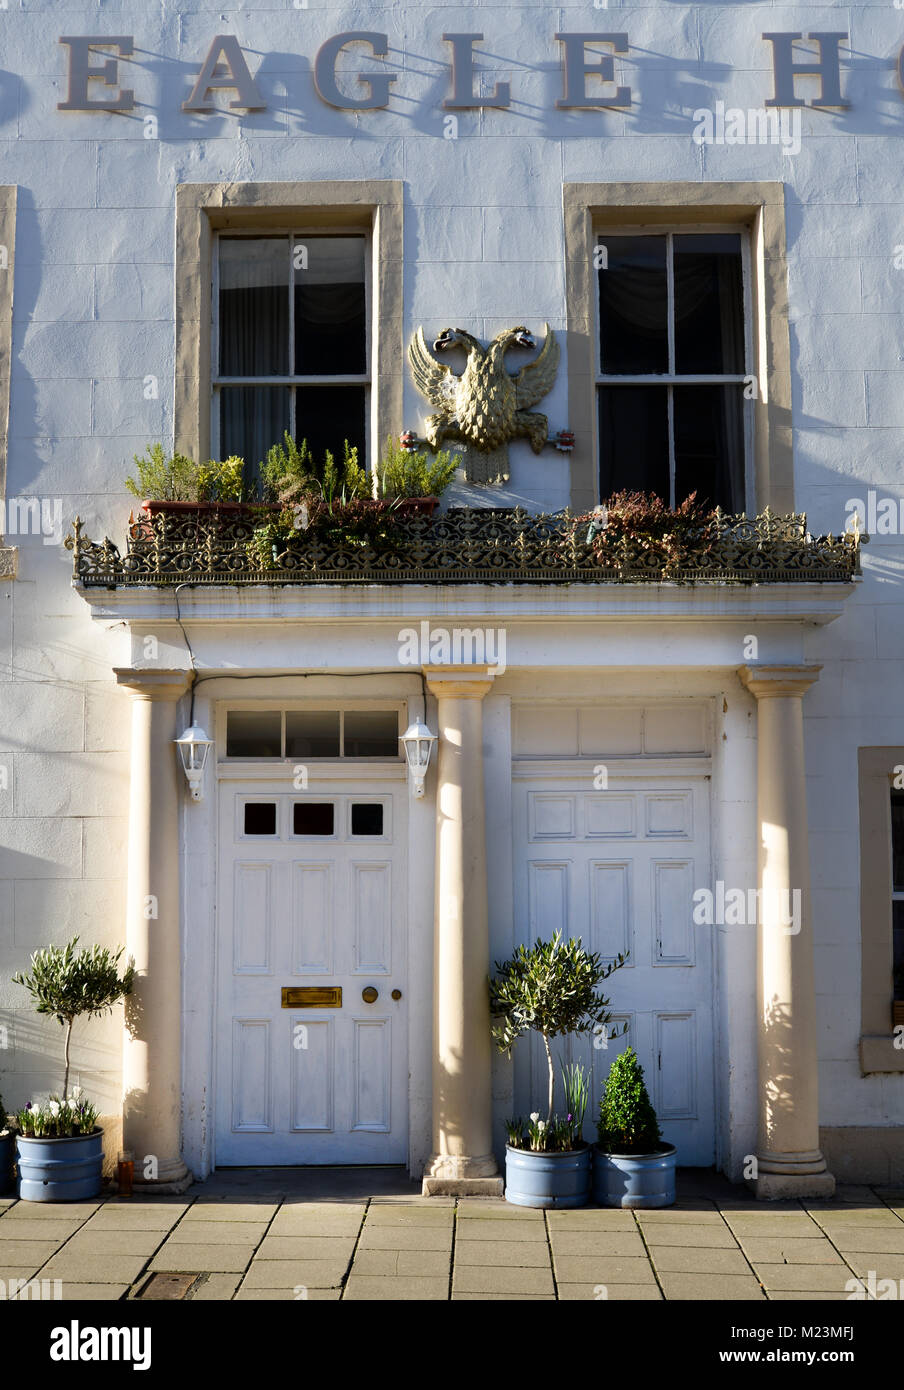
<box><xmin>543</xmin><ymin>1032</ymin><xmax>555</xmax><ymax>1127</ymax></box>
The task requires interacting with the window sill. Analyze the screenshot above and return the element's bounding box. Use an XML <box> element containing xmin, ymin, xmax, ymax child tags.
<box><xmin>859</xmin><ymin>1034</ymin><xmax>904</xmax><ymax>1074</ymax></box>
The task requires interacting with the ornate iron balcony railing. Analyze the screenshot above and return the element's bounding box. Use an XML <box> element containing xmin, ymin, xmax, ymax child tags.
<box><xmin>66</xmin><ymin>507</ymin><xmax>863</xmax><ymax>588</ymax></box>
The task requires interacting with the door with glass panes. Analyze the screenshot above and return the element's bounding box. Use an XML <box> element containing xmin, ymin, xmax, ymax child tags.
<box><xmin>215</xmin><ymin>780</ymin><xmax>408</xmax><ymax>1164</ymax></box>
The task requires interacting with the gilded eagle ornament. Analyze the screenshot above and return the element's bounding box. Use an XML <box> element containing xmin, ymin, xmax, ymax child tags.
<box><xmin>408</xmin><ymin>324</ymin><xmax>560</xmax><ymax>485</ymax></box>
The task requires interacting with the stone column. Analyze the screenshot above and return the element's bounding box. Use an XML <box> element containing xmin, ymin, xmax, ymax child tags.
<box><xmin>422</xmin><ymin>667</ymin><xmax>503</xmax><ymax>1196</ymax></box>
<box><xmin>739</xmin><ymin>665</ymin><xmax>835</xmax><ymax>1200</ymax></box>
<box><xmin>114</xmin><ymin>669</ymin><xmax>193</xmax><ymax>1193</ymax></box>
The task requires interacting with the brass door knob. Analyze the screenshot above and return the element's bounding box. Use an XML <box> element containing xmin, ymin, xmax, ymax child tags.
<box><xmin>362</xmin><ymin>986</ymin><xmax>378</xmax><ymax>1003</ymax></box>
<box><xmin>391</xmin><ymin>989</ymin><xmax>402</xmax><ymax>1000</ymax></box>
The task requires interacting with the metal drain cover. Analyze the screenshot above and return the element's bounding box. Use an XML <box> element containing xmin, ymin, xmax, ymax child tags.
<box><xmin>138</xmin><ymin>1273</ymin><xmax>199</xmax><ymax>1300</ymax></box>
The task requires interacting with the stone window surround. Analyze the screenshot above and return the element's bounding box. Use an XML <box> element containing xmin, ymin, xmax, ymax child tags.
<box><xmin>0</xmin><ymin>185</ymin><xmax>16</xmax><ymax>577</ymax></box>
<box><xmin>858</xmin><ymin>747</ymin><xmax>904</xmax><ymax>1073</ymax></box>
<box><xmin>563</xmin><ymin>181</ymin><xmax>793</xmax><ymax>516</ymax></box>
<box><xmin>174</xmin><ymin>181</ymin><xmax>403</xmax><ymax>469</ymax></box>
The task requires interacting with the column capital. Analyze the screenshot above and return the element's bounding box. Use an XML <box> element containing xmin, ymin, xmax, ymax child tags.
<box><xmin>738</xmin><ymin>664</ymin><xmax>822</xmax><ymax>699</ymax></box>
<box><xmin>425</xmin><ymin>665</ymin><xmax>495</xmax><ymax>700</ymax></box>
<box><xmin>114</xmin><ymin>668</ymin><xmax>191</xmax><ymax>701</ymax></box>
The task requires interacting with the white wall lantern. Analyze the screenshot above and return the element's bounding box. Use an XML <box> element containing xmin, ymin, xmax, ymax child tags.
<box><xmin>175</xmin><ymin>724</ymin><xmax>213</xmax><ymax>802</ymax></box>
<box><xmin>399</xmin><ymin>718</ymin><xmax>437</xmax><ymax>799</ymax></box>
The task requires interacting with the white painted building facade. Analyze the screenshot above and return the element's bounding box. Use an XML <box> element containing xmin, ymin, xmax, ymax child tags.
<box><xmin>0</xmin><ymin>3</ymin><xmax>902</xmax><ymax>1193</ymax></box>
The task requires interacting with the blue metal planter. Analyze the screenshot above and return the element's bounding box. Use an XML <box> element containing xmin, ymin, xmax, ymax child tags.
<box><xmin>592</xmin><ymin>1142</ymin><xmax>677</xmax><ymax>1208</ymax></box>
<box><xmin>0</xmin><ymin>1131</ymin><xmax>14</xmax><ymax>1196</ymax></box>
<box><xmin>16</xmin><ymin>1129</ymin><xmax>104</xmax><ymax>1202</ymax></box>
<box><xmin>505</xmin><ymin>1142</ymin><xmax>591</xmax><ymax>1209</ymax></box>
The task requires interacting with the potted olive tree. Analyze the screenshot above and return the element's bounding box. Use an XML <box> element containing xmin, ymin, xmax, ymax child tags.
<box><xmin>490</xmin><ymin>933</ymin><xmax>626</xmax><ymax>1209</ymax></box>
<box><xmin>594</xmin><ymin>1046</ymin><xmax>677</xmax><ymax>1208</ymax></box>
<box><xmin>12</xmin><ymin>937</ymin><xmax>134</xmax><ymax>1202</ymax></box>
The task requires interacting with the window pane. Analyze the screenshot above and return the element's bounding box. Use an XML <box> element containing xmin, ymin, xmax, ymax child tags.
<box><xmin>220</xmin><ymin>385</ymin><xmax>290</xmax><ymax>488</ymax></box>
<box><xmin>219</xmin><ymin>237</ymin><xmax>289</xmax><ymax>376</ymax></box>
<box><xmin>598</xmin><ymin>385</ymin><xmax>669</xmax><ymax>500</ymax></box>
<box><xmin>891</xmin><ymin>791</ymin><xmax>904</xmax><ymax>891</ymax></box>
<box><xmin>598</xmin><ymin>236</ymin><xmax>668</xmax><ymax>375</ymax></box>
<box><xmin>674</xmin><ymin>234</ymin><xmax>745</xmax><ymax>375</ymax></box>
<box><xmin>286</xmin><ymin>711</ymin><xmax>340</xmax><ymax>758</ymax></box>
<box><xmin>295</xmin><ymin>384</ymin><xmax>366</xmax><ymax>466</ymax></box>
<box><xmin>343</xmin><ymin>711</ymin><xmax>399</xmax><ymax>757</ymax></box>
<box><xmin>293</xmin><ymin>802</ymin><xmax>335</xmax><ymax>836</ymax></box>
<box><xmin>244</xmin><ymin>803</ymin><xmax>277</xmax><ymax>835</ymax></box>
<box><xmin>351</xmin><ymin>803</ymin><xmax>384</xmax><ymax>836</ymax></box>
<box><xmin>673</xmin><ymin>385</ymin><xmax>745</xmax><ymax>511</ymax></box>
<box><xmin>295</xmin><ymin>236</ymin><xmax>366</xmax><ymax>375</ymax></box>
<box><xmin>227</xmin><ymin>712</ymin><xmax>282</xmax><ymax>757</ymax></box>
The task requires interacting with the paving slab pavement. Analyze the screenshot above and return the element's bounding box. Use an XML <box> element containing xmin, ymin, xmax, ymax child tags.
<box><xmin>0</xmin><ymin>1170</ymin><xmax>901</xmax><ymax>1300</ymax></box>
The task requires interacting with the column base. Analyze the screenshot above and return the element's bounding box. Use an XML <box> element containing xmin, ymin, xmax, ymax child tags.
<box><xmin>422</xmin><ymin>1176</ymin><xmax>506</xmax><ymax>1197</ymax></box>
<box><xmin>748</xmin><ymin>1170</ymin><xmax>836</xmax><ymax>1201</ymax></box>
<box><xmin>131</xmin><ymin>1157</ymin><xmax>194</xmax><ymax>1196</ymax></box>
<box><xmin>421</xmin><ymin>1151</ymin><xmax>503</xmax><ymax>1196</ymax></box>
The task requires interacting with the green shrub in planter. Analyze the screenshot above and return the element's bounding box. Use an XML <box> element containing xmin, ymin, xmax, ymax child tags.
<box><xmin>125</xmin><ymin>443</ymin><xmax>248</xmax><ymax>504</ymax></box>
<box><xmin>375</xmin><ymin>436</ymin><xmax>458</xmax><ymax>500</ymax></box>
<box><xmin>597</xmin><ymin>1047</ymin><xmax>661</xmax><ymax>1153</ymax></box>
<box><xmin>594</xmin><ymin>1047</ymin><xmax>676</xmax><ymax>1208</ymax></box>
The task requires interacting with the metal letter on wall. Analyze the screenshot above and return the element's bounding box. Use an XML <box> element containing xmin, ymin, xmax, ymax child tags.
<box><xmin>442</xmin><ymin>33</ymin><xmax>512</xmax><ymax>109</ymax></box>
<box><xmin>314</xmin><ymin>33</ymin><xmax>396</xmax><ymax>111</ymax></box>
<box><xmin>762</xmin><ymin>32</ymin><xmax>850</xmax><ymax>108</ymax></box>
<box><xmin>58</xmin><ymin>36</ymin><xmax>135</xmax><ymax>112</ymax></box>
<box><xmin>182</xmin><ymin>35</ymin><xmax>267</xmax><ymax>113</ymax></box>
<box><xmin>555</xmin><ymin>33</ymin><xmax>631</xmax><ymax>109</ymax></box>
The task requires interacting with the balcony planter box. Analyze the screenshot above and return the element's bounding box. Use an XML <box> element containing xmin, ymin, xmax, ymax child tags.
<box><xmin>504</xmin><ymin>1142</ymin><xmax>592</xmax><ymax>1209</ymax></box>
<box><xmin>0</xmin><ymin>1129</ymin><xmax>14</xmax><ymax>1196</ymax></box>
<box><xmin>592</xmin><ymin>1142</ymin><xmax>677</xmax><ymax>1209</ymax></box>
<box><xmin>135</xmin><ymin>497</ymin><xmax>439</xmax><ymax>546</ymax></box>
<box><xmin>140</xmin><ymin>497</ymin><xmax>439</xmax><ymax>518</ymax></box>
<box><xmin>387</xmin><ymin>497</ymin><xmax>439</xmax><ymax>517</ymax></box>
<box><xmin>16</xmin><ymin>1128</ymin><xmax>104</xmax><ymax>1203</ymax></box>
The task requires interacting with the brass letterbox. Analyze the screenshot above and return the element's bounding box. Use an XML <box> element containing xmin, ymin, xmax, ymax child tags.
<box><xmin>281</xmin><ymin>986</ymin><xmax>342</xmax><ymax>1008</ymax></box>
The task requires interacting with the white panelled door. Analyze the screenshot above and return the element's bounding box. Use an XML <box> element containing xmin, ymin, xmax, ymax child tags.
<box><xmin>513</xmin><ymin>775</ymin><xmax>715</xmax><ymax>1165</ymax></box>
<box><xmin>215</xmin><ymin>782</ymin><xmax>408</xmax><ymax>1164</ymax></box>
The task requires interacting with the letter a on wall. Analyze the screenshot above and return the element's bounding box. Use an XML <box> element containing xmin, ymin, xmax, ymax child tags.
<box><xmin>182</xmin><ymin>35</ymin><xmax>266</xmax><ymax>112</ymax></box>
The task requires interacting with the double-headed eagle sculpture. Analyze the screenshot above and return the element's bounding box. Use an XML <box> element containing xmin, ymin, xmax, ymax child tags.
<box><xmin>408</xmin><ymin>324</ymin><xmax>560</xmax><ymax>484</ymax></box>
